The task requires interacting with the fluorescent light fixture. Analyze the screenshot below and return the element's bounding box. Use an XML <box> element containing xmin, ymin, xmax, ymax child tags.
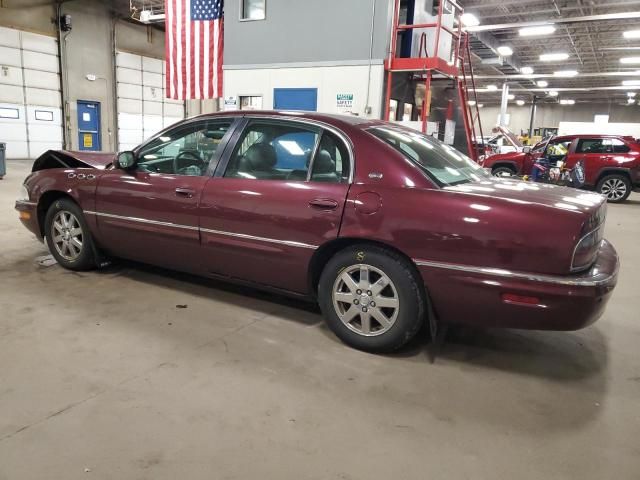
<box><xmin>540</xmin><ymin>52</ymin><xmax>569</xmax><ymax>62</ymax></box>
<box><xmin>548</xmin><ymin>90</ymin><xmax>559</xmax><ymax>97</ymax></box>
<box><xmin>467</xmin><ymin>100</ymin><xmax>476</xmax><ymax>106</ymax></box>
<box><xmin>478</xmin><ymin>104</ymin><xmax>484</xmax><ymax>108</ymax></box>
<box><xmin>560</xmin><ymin>99</ymin><xmax>575</xmax><ymax>105</ymax></box>
<box><xmin>507</xmin><ymin>94</ymin><xmax>515</xmax><ymax>100</ymax></box>
<box><xmin>460</xmin><ymin>13</ymin><xmax>480</xmax><ymax>27</ymax></box>
<box><xmin>519</xmin><ymin>25</ymin><xmax>556</xmax><ymax>36</ymax></box>
<box><xmin>537</xmin><ymin>80</ymin><xmax>549</xmax><ymax>87</ymax></box>
<box><xmin>622</xmin><ymin>80</ymin><xmax>640</xmax><ymax>86</ymax></box>
<box><xmin>620</xmin><ymin>57</ymin><xmax>640</xmax><ymax>64</ymax></box>
<box><xmin>497</xmin><ymin>46</ymin><xmax>513</xmax><ymax>56</ymax></box>
<box><xmin>554</xmin><ymin>70</ymin><xmax>579</xmax><ymax>77</ymax></box>
<box><xmin>628</xmin><ymin>92</ymin><xmax>637</xmax><ymax>97</ymax></box>
<box><xmin>624</xmin><ymin>30</ymin><xmax>640</xmax><ymax>39</ymax></box>
<box><xmin>278</xmin><ymin>140</ymin><xmax>305</xmax><ymax>155</ymax></box>
<box><xmin>516</xmin><ymin>99</ymin><xmax>525</xmax><ymax>106</ymax></box>
<box><xmin>520</xmin><ymin>66</ymin><xmax>534</xmax><ymax>75</ymax></box>
<box><xmin>487</xmin><ymin>84</ymin><xmax>498</xmax><ymax>91</ymax></box>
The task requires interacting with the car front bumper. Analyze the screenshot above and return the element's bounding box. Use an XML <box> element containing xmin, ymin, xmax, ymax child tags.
<box><xmin>416</xmin><ymin>239</ymin><xmax>619</xmax><ymax>331</ymax></box>
<box><xmin>15</xmin><ymin>200</ymin><xmax>42</xmax><ymax>238</ymax></box>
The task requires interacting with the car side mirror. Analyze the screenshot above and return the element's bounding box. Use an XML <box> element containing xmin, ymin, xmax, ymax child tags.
<box><xmin>523</xmin><ymin>146</ymin><xmax>532</xmax><ymax>154</ymax></box>
<box><xmin>116</xmin><ymin>151</ymin><xmax>137</xmax><ymax>169</ymax></box>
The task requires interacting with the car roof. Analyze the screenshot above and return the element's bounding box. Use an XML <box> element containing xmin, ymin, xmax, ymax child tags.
<box><xmin>552</xmin><ymin>134</ymin><xmax>628</xmax><ymax>141</ymax></box>
<box><xmin>189</xmin><ymin>110</ymin><xmax>385</xmax><ymax>130</ymax></box>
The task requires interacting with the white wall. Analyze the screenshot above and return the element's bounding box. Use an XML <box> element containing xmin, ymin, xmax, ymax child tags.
<box><xmin>224</xmin><ymin>64</ymin><xmax>385</xmax><ymax>118</ymax></box>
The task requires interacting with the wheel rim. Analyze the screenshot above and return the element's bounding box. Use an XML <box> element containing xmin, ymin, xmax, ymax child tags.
<box><xmin>600</xmin><ymin>178</ymin><xmax>627</xmax><ymax>200</ymax></box>
<box><xmin>494</xmin><ymin>169</ymin><xmax>513</xmax><ymax>178</ymax></box>
<box><xmin>51</xmin><ymin>210</ymin><xmax>83</xmax><ymax>261</ymax></box>
<box><xmin>332</xmin><ymin>264</ymin><xmax>399</xmax><ymax>337</ymax></box>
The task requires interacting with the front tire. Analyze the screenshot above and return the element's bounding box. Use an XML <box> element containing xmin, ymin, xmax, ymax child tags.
<box><xmin>597</xmin><ymin>174</ymin><xmax>631</xmax><ymax>203</ymax></box>
<box><xmin>318</xmin><ymin>245</ymin><xmax>426</xmax><ymax>353</ymax></box>
<box><xmin>492</xmin><ymin>166</ymin><xmax>516</xmax><ymax>178</ymax></box>
<box><xmin>44</xmin><ymin>198</ymin><xmax>97</xmax><ymax>271</ymax></box>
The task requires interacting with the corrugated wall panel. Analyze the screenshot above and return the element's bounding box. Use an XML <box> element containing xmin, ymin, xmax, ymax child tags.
<box><xmin>0</xmin><ymin>27</ymin><xmax>62</xmax><ymax>159</ymax></box>
<box><xmin>116</xmin><ymin>51</ymin><xmax>184</xmax><ymax>150</ymax></box>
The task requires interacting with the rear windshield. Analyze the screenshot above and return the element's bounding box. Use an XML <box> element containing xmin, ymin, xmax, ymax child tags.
<box><xmin>368</xmin><ymin>126</ymin><xmax>490</xmax><ymax>187</ymax></box>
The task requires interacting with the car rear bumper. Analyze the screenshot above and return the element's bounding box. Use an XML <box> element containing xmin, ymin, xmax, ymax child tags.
<box><xmin>416</xmin><ymin>239</ymin><xmax>619</xmax><ymax>331</ymax></box>
<box><xmin>15</xmin><ymin>200</ymin><xmax>42</xmax><ymax>238</ymax></box>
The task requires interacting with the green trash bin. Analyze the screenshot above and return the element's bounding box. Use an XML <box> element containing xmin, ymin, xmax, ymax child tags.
<box><xmin>0</xmin><ymin>143</ymin><xmax>5</xmax><ymax>179</ymax></box>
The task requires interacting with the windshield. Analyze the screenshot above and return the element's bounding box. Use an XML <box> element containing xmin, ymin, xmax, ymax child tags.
<box><xmin>369</xmin><ymin>126</ymin><xmax>491</xmax><ymax>187</ymax></box>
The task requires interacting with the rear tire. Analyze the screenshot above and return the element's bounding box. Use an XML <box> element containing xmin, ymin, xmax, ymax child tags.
<box><xmin>44</xmin><ymin>198</ymin><xmax>97</xmax><ymax>271</ymax></box>
<box><xmin>492</xmin><ymin>166</ymin><xmax>516</xmax><ymax>178</ymax></box>
<box><xmin>318</xmin><ymin>245</ymin><xmax>426</xmax><ymax>353</ymax></box>
<box><xmin>597</xmin><ymin>174</ymin><xmax>631</xmax><ymax>203</ymax></box>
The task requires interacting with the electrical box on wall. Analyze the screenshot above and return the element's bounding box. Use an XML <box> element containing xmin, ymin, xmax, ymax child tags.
<box><xmin>59</xmin><ymin>14</ymin><xmax>72</xmax><ymax>32</ymax></box>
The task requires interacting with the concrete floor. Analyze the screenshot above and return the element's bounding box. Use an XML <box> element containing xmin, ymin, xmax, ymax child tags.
<box><xmin>1</xmin><ymin>159</ymin><xmax>639</xmax><ymax>480</ymax></box>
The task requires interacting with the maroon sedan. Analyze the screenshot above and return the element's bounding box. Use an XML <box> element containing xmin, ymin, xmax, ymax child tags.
<box><xmin>15</xmin><ymin>112</ymin><xmax>619</xmax><ymax>352</ymax></box>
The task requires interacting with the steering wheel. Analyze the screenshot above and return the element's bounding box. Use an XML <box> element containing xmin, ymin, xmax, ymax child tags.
<box><xmin>173</xmin><ymin>150</ymin><xmax>203</xmax><ymax>174</ymax></box>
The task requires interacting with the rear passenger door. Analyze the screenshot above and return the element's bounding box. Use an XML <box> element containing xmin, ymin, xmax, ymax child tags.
<box><xmin>571</xmin><ymin>138</ymin><xmax>607</xmax><ymax>186</ymax></box>
<box><xmin>198</xmin><ymin>118</ymin><xmax>352</xmax><ymax>293</ymax></box>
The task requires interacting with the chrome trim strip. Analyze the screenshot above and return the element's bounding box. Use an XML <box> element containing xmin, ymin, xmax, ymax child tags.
<box><xmin>16</xmin><ymin>200</ymin><xmax>37</xmax><ymax>207</ymax></box>
<box><xmin>200</xmin><ymin>227</ymin><xmax>318</xmax><ymax>250</ymax></box>
<box><xmin>84</xmin><ymin>211</ymin><xmax>199</xmax><ymax>231</ymax></box>
<box><xmin>413</xmin><ymin>256</ymin><xmax>618</xmax><ymax>287</ymax></box>
<box><xmin>84</xmin><ymin>210</ymin><xmax>318</xmax><ymax>250</ymax></box>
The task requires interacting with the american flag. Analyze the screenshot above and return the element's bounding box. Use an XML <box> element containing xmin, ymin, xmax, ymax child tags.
<box><xmin>165</xmin><ymin>0</ymin><xmax>223</xmax><ymax>99</ymax></box>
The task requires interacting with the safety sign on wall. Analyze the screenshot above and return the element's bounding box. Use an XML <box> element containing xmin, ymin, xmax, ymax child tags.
<box><xmin>224</xmin><ymin>96</ymin><xmax>238</xmax><ymax>111</ymax></box>
<box><xmin>337</xmin><ymin>94</ymin><xmax>354</xmax><ymax>109</ymax></box>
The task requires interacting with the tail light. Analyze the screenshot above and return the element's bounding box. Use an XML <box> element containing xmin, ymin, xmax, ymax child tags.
<box><xmin>571</xmin><ymin>203</ymin><xmax>606</xmax><ymax>272</ymax></box>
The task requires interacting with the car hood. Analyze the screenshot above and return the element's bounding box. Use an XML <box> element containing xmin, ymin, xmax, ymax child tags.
<box><xmin>32</xmin><ymin>150</ymin><xmax>116</xmax><ymax>172</ymax></box>
<box><xmin>445</xmin><ymin>178</ymin><xmax>605</xmax><ymax>215</ymax></box>
<box><xmin>57</xmin><ymin>150</ymin><xmax>116</xmax><ymax>169</ymax></box>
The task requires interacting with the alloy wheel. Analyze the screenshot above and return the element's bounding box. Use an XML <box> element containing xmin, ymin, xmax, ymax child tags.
<box><xmin>51</xmin><ymin>210</ymin><xmax>83</xmax><ymax>261</ymax></box>
<box><xmin>600</xmin><ymin>178</ymin><xmax>627</xmax><ymax>201</ymax></box>
<box><xmin>332</xmin><ymin>264</ymin><xmax>399</xmax><ymax>337</ymax></box>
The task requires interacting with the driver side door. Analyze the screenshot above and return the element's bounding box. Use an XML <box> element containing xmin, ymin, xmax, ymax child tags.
<box><xmin>93</xmin><ymin>117</ymin><xmax>237</xmax><ymax>272</ymax></box>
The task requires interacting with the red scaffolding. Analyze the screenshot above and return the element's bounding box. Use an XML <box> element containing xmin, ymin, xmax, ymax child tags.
<box><xmin>383</xmin><ymin>0</ymin><xmax>484</xmax><ymax>161</ymax></box>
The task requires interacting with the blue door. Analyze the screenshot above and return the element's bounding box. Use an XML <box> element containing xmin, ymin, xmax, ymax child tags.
<box><xmin>77</xmin><ymin>100</ymin><xmax>101</xmax><ymax>151</ymax></box>
<box><xmin>273</xmin><ymin>88</ymin><xmax>318</xmax><ymax>111</ymax></box>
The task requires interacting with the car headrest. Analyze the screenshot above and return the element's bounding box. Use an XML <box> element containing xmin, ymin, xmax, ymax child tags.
<box><xmin>243</xmin><ymin>143</ymin><xmax>277</xmax><ymax>170</ymax></box>
<box><xmin>314</xmin><ymin>150</ymin><xmax>335</xmax><ymax>174</ymax></box>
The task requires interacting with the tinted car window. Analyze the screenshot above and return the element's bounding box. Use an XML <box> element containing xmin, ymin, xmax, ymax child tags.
<box><xmin>369</xmin><ymin>126</ymin><xmax>490</xmax><ymax>187</ymax></box>
<box><xmin>137</xmin><ymin>120</ymin><xmax>231</xmax><ymax>176</ymax></box>
<box><xmin>576</xmin><ymin>139</ymin><xmax>605</xmax><ymax>154</ymax></box>
<box><xmin>310</xmin><ymin>131</ymin><xmax>350</xmax><ymax>183</ymax></box>
<box><xmin>224</xmin><ymin>120</ymin><xmax>320</xmax><ymax>180</ymax></box>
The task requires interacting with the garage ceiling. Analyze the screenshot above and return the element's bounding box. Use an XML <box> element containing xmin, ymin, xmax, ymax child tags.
<box><xmin>463</xmin><ymin>0</ymin><xmax>640</xmax><ymax>105</ymax></box>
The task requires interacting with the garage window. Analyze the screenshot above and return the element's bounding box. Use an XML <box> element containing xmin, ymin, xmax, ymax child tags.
<box><xmin>240</xmin><ymin>0</ymin><xmax>266</xmax><ymax>20</ymax></box>
<box><xmin>0</xmin><ymin>107</ymin><xmax>19</xmax><ymax>119</ymax></box>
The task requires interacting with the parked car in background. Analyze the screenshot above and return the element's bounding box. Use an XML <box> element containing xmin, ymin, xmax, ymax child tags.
<box><xmin>482</xmin><ymin>134</ymin><xmax>640</xmax><ymax>202</ymax></box>
<box><xmin>15</xmin><ymin>112</ymin><xmax>618</xmax><ymax>353</ymax></box>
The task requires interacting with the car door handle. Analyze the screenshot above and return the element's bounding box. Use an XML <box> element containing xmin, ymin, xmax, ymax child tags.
<box><xmin>175</xmin><ymin>187</ymin><xmax>195</xmax><ymax>198</ymax></box>
<box><xmin>309</xmin><ymin>198</ymin><xmax>338</xmax><ymax>210</ymax></box>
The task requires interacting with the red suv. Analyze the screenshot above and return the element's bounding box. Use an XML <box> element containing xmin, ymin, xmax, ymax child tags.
<box><xmin>481</xmin><ymin>134</ymin><xmax>640</xmax><ymax>202</ymax></box>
